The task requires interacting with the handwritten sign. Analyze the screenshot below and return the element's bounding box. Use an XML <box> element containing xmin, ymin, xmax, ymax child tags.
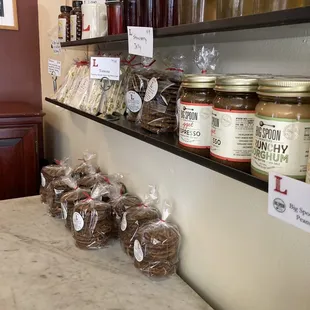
<box><xmin>48</xmin><ymin>59</ymin><xmax>61</xmax><ymax>77</ymax></box>
<box><xmin>51</xmin><ymin>40</ymin><xmax>62</xmax><ymax>54</ymax></box>
<box><xmin>268</xmin><ymin>172</ymin><xmax>310</xmax><ymax>233</ymax></box>
<box><xmin>128</xmin><ymin>26</ymin><xmax>153</xmax><ymax>58</ymax></box>
<box><xmin>90</xmin><ymin>57</ymin><xmax>120</xmax><ymax>81</ymax></box>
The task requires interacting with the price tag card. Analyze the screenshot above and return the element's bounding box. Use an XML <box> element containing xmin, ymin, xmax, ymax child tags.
<box><xmin>48</xmin><ymin>59</ymin><xmax>61</xmax><ymax>77</ymax></box>
<box><xmin>128</xmin><ymin>26</ymin><xmax>153</xmax><ymax>58</ymax></box>
<box><xmin>268</xmin><ymin>172</ymin><xmax>310</xmax><ymax>233</ymax></box>
<box><xmin>90</xmin><ymin>57</ymin><xmax>120</xmax><ymax>81</ymax></box>
<box><xmin>51</xmin><ymin>40</ymin><xmax>62</xmax><ymax>54</ymax></box>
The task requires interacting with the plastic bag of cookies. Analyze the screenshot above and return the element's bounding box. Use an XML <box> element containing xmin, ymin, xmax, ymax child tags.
<box><xmin>72</xmin><ymin>150</ymin><xmax>100</xmax><ymax>179</ymax></box>
<box><xmin>133</xmin><ymin>201</ymin><xmax>181</xmax><ymax>277</ymax></box>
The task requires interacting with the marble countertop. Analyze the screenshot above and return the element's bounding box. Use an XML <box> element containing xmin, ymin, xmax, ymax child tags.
<box><xmin>0</xmin><ymin>196</ymin><xmax>213</xmax><ymax>310</ymax></box>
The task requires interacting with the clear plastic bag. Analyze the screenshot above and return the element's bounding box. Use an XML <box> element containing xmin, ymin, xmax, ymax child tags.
<box><xmin>194</xmin><ymin>46</ymin><xmax>219</xmax><ymax>74</ymax></box>
<box><xmin>119</xmin><ymin>185</ymin><xmax>161</xmax><ymax>257</ymax></box>
<box><xmin>133</xmin><ymin>201</ymin><xmax>181</xmax><ymax>277</ymax></box>
<box><xmin>72</xmin><ymin>150</ymin><xmax>100</xmax><ymax>179</ymax></box>
<box><xmin>46</xmin><ymin>176</ymin><xmax>76</xmax><ymax>218</ymax></box>
<box><xmin>72</xmin><ymin>183</ymin><xmax>112</xmax><ymax>249</ymax></box>
<box><xmin>136</xmin><ymin>69</ymin><xmax>179</xmax><ymax>134</ymax></box>
<box><xmin>40</xmin><ymin>158</ymin><xmax>72</xmax><ymax>204</ymax></box>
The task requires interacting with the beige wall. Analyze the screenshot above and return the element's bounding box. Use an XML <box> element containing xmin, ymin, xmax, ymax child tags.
<box><xmin>38</xmin><ymin>2</ymin><xmax>310</xmax><ymax>310</ymax></box>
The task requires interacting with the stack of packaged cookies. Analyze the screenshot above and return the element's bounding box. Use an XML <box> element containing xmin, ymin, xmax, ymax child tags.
<box><xmin>72</xmin><ymin>183</ymin><xmax>113</xmax><ymax>249</ymax></box>
<box><xmin>133</xmin><ymin>201</ymin><xmax>181</xmax><ymax>277</ymax></box>
<box><xmin>71</xmin><ymin>150</ymin><xmax>100</xmax><ymax>179</ymax></box>
<box><xmin>119</xmin><ymin>186</ymin><xmax>161</xmax><ymax>257</ymax></box>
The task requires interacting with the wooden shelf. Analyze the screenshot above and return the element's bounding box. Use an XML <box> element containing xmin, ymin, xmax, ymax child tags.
<box><xmin>45</xmin><ymin>97</ymin><xmax>268</xmax><ymax>192</ymax></box>
<box><xmin>61</xmin><ymin>7</ymin><xmax>310</xmax><ymax>48</ymax></box>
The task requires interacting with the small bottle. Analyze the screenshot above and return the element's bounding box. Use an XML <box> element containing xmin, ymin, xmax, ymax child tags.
<box><xmin>70</xmin><ymin>1</ymin><xmax>83</xmax><ymax>41</ymax></box>
<box><xmin>58</xmin><ymin>5</ymin><xmax>72</xmax><ymax>42</ymax></box>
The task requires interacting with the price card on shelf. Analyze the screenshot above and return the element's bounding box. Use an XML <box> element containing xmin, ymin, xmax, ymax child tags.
<box><xmin>48</xmin><ymin>59</ymin><xmax>61</xmax><ymax>77</ymax></box>
<box><xmin>90</xmin><ymin>57</ymin><xmax>120</xmax><ymax>81</ymax></box>
<box><xmin>268</xmin><ymin>172</ymin><xmax>310</xmax><ymax>233</ymax></box>
<box><xmin>51</xmin><ymin>40</ymin><xmax>62</xmax><ymax>54</ymax></box>
<box><xmin>128</xmin><ymin>26</ymin><xmax>153</xmax><ymax>58</ymax></box>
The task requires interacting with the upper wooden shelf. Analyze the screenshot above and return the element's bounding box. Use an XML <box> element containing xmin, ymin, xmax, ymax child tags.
<box><xmin>61</xmin><ymin>7</ymin><xmax>310</xmax><ymax>47</ymax></box>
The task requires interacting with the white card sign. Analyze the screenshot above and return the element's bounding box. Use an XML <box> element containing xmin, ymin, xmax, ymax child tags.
<box><xmin>128</xmin><ymin>26</ymin><xmax>153</xmax><ymax>58</ymax></box>
<box><xmin>51</xmin><ymin>40</ymin><xmax>62</xmax><ymax>54</ymax></box>
<box><xmin>90</xmin><ymin>57</ymin><xmax>120</xmax><ymax>81</ymax></box>
<box><xmin>268</xmin><ymin>172</ymin><xmax>310</xmax><ymax>233</ymax></box>
<box><xmin>48</xmin><ymin>59</ymin><xmax>61</xmax><ymax>77</ymax></box>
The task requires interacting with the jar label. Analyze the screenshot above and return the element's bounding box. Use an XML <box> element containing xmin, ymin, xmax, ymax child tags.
<box><xmin>251</xmin><ymin>115</ymin><xmax>310</xmax><ymax>178</ymax></box>
<box><xmin>211</xmin><ymin>108</ymin><xmax>255</xmax><ymax>161</ymax></box>
<box><xmin>58</xmin><ymin>18</ymin><xmax>67</xmax><ymax>42</ymax></box>
<box><xmin>134</xmin><ymin>239</ymin><xmax>144</xmax><ymax>262</ymax></box>
<box><xmin>70</xmin><ymin>15</ymin><xmax>77</xmax><ymax>41</ymax></box>
<box><xmin>125</xmin><ymin>91</ymin><xmax>142</xmax><ymax>113</ymax></box>
<box><xmin>41</xmin><ymin>173</ymin><xmax>46</xmax><ymax>187</ymax></box>
<box><xmin>179</xmin><ymin>101</ymin><xmax>212</xmax><ymax>148</ymax></box>
<box><xmin>121</xmin><ymin>212</ymin><xmax>127</xmax><ymax>231</ymax></box>
<box><xmin>73</xmin><ymin>212</ymin><xmax>84</xmax><ymax>231</ymax></box>
<box><xmin>144</xmin><ymin>78</ymin><xmax>158</xmax><ymax>102</ymax></box>
<box><xmin>61</xmin><ymin>202</ymin><xmax>68</xmax><ymax>220</ymax></box>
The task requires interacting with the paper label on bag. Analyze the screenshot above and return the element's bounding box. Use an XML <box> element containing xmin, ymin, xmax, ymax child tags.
<box><xmin>70</xmin><ymin>15</ymin><xmax>77</xmax><ymax>41</ymax></box>
<box><xmin>73</xmin><ymin>212</ymin><xmax>84</xmax><ymax>231</ymax></box>
<box><xmin>51</xmin><ymin>40</ymin><xmax>62</xmax><ymax>54</ymax></box>
<box><xmin>40</xmin><ymin>173</ymin><xmax>46</xmax><ymax>187</ymax></box>
<box><xmin>134</xmin><ymin>239</ymin><xmax>144</xmax><ymax>262</ymax></box>
<box><xmin>61</xmin><ymin>202</ymin><xmax>67</xmax><ymax>219</ymax></box>
<box><xmin>90</xmin><ymin>57</ymin><xmax>120</xmax><ymax>81</ymax></box>
<box><xmin>121</xmin><ymin>212</ymin><xmax>127</xmax><ymax>231</ymax></box>
<box><xmin>144</xmin><ymin>78</ymin><xmax>158</xmax><ymax>102</ymax></box>
<box><xmin>128</xmin><ymin>26</ymin><xmax>153</xmax><ymax>58</ymax></box>
<box><xmin>125</xmin><ymin>91</ymin><xmax>142</xmax><ymax>112</ymax></box>
<box><xmin>48</xmin><ymin>59</ymin><xmax>61</xmax><ymax>77</ymax></box>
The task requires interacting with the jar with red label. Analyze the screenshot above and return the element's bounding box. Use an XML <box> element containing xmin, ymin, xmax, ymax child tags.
<box><xmin>179</xmin><ymin>74</ymin><xmax>216</xmax><ymax>157</ymax></box>
<box><xmin>210</xmin><ymin>76</ymin><xmax>259</xmax><ymax>172</ymax></box>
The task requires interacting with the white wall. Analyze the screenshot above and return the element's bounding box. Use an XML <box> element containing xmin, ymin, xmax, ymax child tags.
<box><xmin>38</xmin><ymin>2</ymin><xmax>310</xmax><ymax>310</ymax></box>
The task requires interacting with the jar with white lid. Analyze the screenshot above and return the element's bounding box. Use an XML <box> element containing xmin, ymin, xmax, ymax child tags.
<box><xmin>252</xmin><ymin>78</ymin><xmax>310</xmax><ymax>182</ymax></box>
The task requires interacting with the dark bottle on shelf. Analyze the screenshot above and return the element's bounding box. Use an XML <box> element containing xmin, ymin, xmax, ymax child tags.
<box><xmin>125</xmin><ymin>0</ymin><xmax>141</xmax><ymax>26</ymax></box>
<box><xmin>143</xmin><ymin>0</ymin><xmax>155</xmax><ymax>27</ymax></box>
<box><xmin>106</xmin><ymin>0</ymin><xmax>126</xmax><ymax>35</ymax></box>
<box><xmin>70</xmin><ymin>1</ymin><xmax>83</xmax><ymax>41</ymax></box>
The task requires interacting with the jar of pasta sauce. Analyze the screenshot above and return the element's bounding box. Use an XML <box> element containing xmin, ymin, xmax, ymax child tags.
<box><xmin>179</xmin><ymin>75</ymin><xmax>216</xmax><ymax>157</ymax></box>
<box><xmin>252</xmin><ymin>78</ymin><xmax>310</xmax><ymax>181</ymax></box>
<box><xmin>210</xmin><ymin>76</ymin><xmax>259</xmax><ymax>172</ymax></box>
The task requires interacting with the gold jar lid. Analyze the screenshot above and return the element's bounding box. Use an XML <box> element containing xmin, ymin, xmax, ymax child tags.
<box><xmin>258</xmin><ymin>78</ymin><xmax>310</xmax><ymax>97</ymax></box>
<box><xmin>214</xmin><ymin>76</ymin><xmax>258</xmax><ymax>92</ymax></box>
<box><xmin>182</xmin><ymin>74</ymin><xmax>217</xmax><ymax>89</ymax></box>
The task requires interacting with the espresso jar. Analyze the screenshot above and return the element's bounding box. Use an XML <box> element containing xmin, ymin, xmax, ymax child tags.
<box><xmin>179</xmin><ymin>75</ymin><xmax>216</xmax><ymax>157</ymax></box>
<box><xmin>252</xmin><ymin>78</ymin><xmax>310</xmax><ymax>181</ymax></box>
<box><xmin>210</xmin><ymin>76</ymin><xmax>259</xmax><ymax>172</ymax></box>
<box><xmin>58</xmin><ymin>5</ymin><xmax>72</xmax><ymax>42</ymax></box>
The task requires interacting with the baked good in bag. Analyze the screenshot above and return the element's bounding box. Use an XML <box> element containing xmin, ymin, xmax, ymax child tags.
<box><xmin>60</xmin><ymin>187</ymin><xmax>91</xmax><ymax>230</ymax></box>
<box><xmin>72</xmin><ymin>151</ymin><xmax>100</xmax><ymax>179</ymax></box>
<box><xmin>133</xmin><ymin>203</ymin><xmax>181</xmax><ymax>277</ymax></box>
<box><xmin>72</xmin><ymin>183</ymin><xmax>112</xmax><ymax>249</ymax></box>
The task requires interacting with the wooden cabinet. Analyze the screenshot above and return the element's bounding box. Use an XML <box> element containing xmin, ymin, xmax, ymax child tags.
<box><xmin>0</xmin><ymin>103</ymin><xmax>44</xmax><ymax>200</ymax></box>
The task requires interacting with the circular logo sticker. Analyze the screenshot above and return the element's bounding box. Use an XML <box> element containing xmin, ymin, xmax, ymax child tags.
<box><xmin>144</xmin><ymin>77</ymin><xmax>158</xmax><ymax>102</ymax></box>
<box><xmin>73</xmin><ymin>212</ymin><xmax>84</xmax><ymax>231</ymax></box>
<box><xmin>134</xmin><ymin>239</ymin><xmax>144</xmax><ymax>262</ymax></box>
<box><xmin>125</xmin><ymin>91</ymin><xmax>142</xmax><ymax>113</ymax></box>
<box><xmin>41</xmin><ymin>173</ymin><xmax>46</xmax><ymax>187</ymax></box>
<box><xmin>273</xmin><ymin>198</ymin><xmax>286</xmax><ymax>213</ymax></box>
<box><xmin>121</xmin><ymin>212</ymin><xmax>127</xmax><ymax>231</ymax></box>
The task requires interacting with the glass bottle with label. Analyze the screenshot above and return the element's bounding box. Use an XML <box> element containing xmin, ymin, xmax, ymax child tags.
<box><xmin>58</xmin><ymin>5</ymin><xmax>72</xmax><ymax>42</ymax></box>
<box><xmin>210</xmin><ymin>76</ymin><xmax>259</xmax><ymax>172</ymax></box>
<box><xmin>70</xmin><ymin>1</ymin><xmax>83</xmax><ymax>41</ymax></box>
<box><xmin>179</xmin><ymin>74</ymin><xmax>216</xmax><ymax>157</ymax></box>
<box><xmin>252</xmin><ymin>78</ymin><xmax>310</xmax><ymax>181</ymax></box>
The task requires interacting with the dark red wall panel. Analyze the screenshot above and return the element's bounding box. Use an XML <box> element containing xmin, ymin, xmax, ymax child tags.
<box><xmin>0</xmin><ymin>0</ymin><xmax>41</xmax><ymax>108</ymax></box>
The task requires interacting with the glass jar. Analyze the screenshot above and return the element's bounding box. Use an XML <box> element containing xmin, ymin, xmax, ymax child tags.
<box><xmin>179</xmin><ymin>75</ymin><xmax>216</xmax><ymax>157</ymax></box>
<box><xmin>210</xmin><ymin>76</ymin><xmax>259</xmax><ymax>172</ymax></box>
<box><xmin>217</xmin><ymin>0</ymin><xmax>243</xmax><ymax>18</ymax></box>
<box><xmin>70</xmin><ymin>1</ymin><xmax>83</xmax><ymax>41</ymax></box>
<box><xmin>252</xmin><ymin>78</ymin><xmax>310</xmax><ymax>181</ymax></box>
<box><xmin>253</xmin><ymin>0</ymin><xmax>304</xmax><ymax>13</ymax></box>
<box><xmin>106</xmin><ymin>0</ymin><xmax>125</xmax><ymax>35</ymax></box>
<box><xmin>58</xmin><ymin>5</ymin><xmax>72</xmax><ymax>42</ymax></box>
<box><xmin>125</xmin><ymin>0</ymin><xmax>140</xmax><ymax>26</ymax></box>
<box><xmin>142</xmin><ymin>0</ymin><xmax>155</xmax><ymax>27</ymax></box>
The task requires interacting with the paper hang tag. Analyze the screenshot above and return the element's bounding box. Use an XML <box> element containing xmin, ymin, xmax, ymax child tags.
<box><xmin>51</xmin><ymin>40</ymin><xmax>62</xmax><ymax>54</ymax></box>
<box><xmin>268</xmin><ymin>172</ymin><xmax>310</xmax><ymax>233</ymax></box>
<box><xmin>90</xmin><ymin>57</ymin><xmax>120</xmax><ymax>81</ymax></box>
<box><xmin>48</xmin><ymin>59</ymin><xmax>61</xmax><ymax>77</ymax></box>
<box><xmin>128</xmin><ymin>26</ymin><xmax>153</xmax><ymax>58</ymax></box>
